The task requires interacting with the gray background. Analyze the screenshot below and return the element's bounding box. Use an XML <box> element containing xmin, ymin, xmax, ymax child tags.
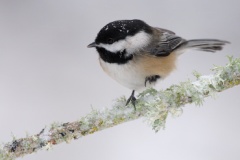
<box><xmin>0</xmin><ymin>0</ymin><xmax>240</xmax><ymax>160</ymax></box>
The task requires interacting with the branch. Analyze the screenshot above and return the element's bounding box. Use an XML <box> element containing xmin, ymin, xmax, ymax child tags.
<box><xmin>1</xmin><ymin>56</ymin><xmax>240</xmax><ymax>160</ymax></box>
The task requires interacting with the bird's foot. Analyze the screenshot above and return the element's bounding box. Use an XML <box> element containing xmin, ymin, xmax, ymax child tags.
<box><xmin>145</xmin><ymin>75</ymin><xmax>160</xmax><ymax>87</ymax></box>
<box><xmin>126</xmin><ymin>90</ymin><xmax>136</xmax><ymax>110</ymax></box>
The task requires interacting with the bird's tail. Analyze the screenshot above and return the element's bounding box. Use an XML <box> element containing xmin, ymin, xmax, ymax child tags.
<box><xmin>177</xmin><ymin>39</ymin><xmax>229</xmax><ymax>53</ymax></box>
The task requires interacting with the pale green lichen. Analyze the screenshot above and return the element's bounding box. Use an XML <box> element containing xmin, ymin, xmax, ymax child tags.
<box><xmin>143</xmin><ymin>56</ymin><xmax>240</xmax><ymax>132</ymax></box>
<box><xmin>0</xmin><ymin>56</ymin><xmax>239</xmax><ymax>159</ymax></box>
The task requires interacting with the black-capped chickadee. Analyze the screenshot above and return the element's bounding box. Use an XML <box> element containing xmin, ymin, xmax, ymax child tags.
<box><xmin>88</xmin><ymin>19</ymin><xmax>229</xmax><ymax>106</ymax></box>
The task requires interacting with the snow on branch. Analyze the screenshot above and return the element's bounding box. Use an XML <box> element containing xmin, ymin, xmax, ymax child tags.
<box><xmin>1</xmin><ymin>56</ymin><xmax>240</xmax><ymax>160</ymax></box>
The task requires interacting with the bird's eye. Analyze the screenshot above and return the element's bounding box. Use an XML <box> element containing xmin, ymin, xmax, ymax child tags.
<box><xmin>107</xmin><ymin>38</ymin><xmax>114</xmax><ymax>44</ymax></box>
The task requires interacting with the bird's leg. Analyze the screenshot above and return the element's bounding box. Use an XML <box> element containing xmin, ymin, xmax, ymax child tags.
<box><xmin>145</xmin><ymin>75</ymin><xmax>161</xmax><ymax>87</ymax></box>
<box><xmin>126</xmin><ymin>90</ymin><xmax>136</xmax><ymax>110</ymax></box>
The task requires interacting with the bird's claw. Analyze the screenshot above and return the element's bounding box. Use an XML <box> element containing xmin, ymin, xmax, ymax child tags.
<box><xmin>126</xmin><ymin>90</ymin><xmax>136</xmax><ymax>110</ymax></box>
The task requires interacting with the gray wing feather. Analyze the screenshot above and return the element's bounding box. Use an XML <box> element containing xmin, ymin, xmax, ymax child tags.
<box><xmin>155</xmin><ymin>27</ymin><xmax>176</xmax><ymax>35</ymax></box>
<box><xmin>144</xmin><ymin>28</ymin><xmax>185</xmax><ymax>56</ymax></box>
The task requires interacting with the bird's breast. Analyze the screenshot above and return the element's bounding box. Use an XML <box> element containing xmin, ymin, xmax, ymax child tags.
<box><xmin>99</xmin><ymin>52</ymin><xmax>177</xmax><ymax>91</ymax></box>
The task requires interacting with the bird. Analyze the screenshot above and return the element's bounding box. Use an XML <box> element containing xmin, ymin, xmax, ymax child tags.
<box><xmin>87</xmin><ymin>19</ymin><xmax>229</xmax><ymax>107</ymax></box>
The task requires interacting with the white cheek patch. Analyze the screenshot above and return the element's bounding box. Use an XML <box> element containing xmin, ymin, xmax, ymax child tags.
<box><xmin>98</xmin><ymin>40</ymin><xmax>126</xmax><ymax>53</ymax></box>
<box><xmin>98</xmin><ymin>31</ymin><xmax>151</xmax><ymax>54</ymax></box>
<box><xmin>125</xmin><ymin>31</ymin><xmax>151</xmax><ymax>54</ymax></box>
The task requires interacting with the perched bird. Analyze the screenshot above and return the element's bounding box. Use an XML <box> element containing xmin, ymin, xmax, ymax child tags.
<box><xmin>88</xmin><ymin>19</ymin><xmax>229</xmax><ymax>106</ymax></box>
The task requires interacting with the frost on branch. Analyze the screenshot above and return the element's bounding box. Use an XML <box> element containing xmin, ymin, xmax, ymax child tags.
<box><xmin>140</xmin><ymin>56</ymin><xmax>240</xmax><ymax>131</ymax></box>
<box><xmin>0</xmin><ymin>56</ymin><xmax>240</xmax><ymax>160</ymax></box>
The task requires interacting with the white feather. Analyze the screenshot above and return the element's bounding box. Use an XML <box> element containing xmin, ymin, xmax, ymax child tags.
<box><xmin>98</xmin><ymin>31</ymin><xmax>151</xmax><ymax>55</ymax></box>
<box><xmin>99</xmin><ymin>58</ymin><xmax>154</xmax><ymax>91</ymax></box>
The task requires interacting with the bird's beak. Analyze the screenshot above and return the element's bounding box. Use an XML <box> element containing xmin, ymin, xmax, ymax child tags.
<box><xmin>87</xmin><ymin>42</ymin><xmax>97</xmax><ymax>48</ymax></box>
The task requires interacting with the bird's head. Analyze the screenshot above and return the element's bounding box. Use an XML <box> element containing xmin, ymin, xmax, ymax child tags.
<box><xmin>88</xmin><ymin>19</ymin><xmax>153</xmax><ymax>62</ymax></box>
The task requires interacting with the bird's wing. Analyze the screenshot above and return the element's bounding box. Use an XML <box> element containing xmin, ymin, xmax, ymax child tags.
<box><xmin>155</xmin><ymin>27</ymin><xmax>176</xmax><ymax>35</ymax></box>
<box><xmin>143</xmin><ymin>28</ymin><xmax>185</xmax><ymax>56</ymax></box>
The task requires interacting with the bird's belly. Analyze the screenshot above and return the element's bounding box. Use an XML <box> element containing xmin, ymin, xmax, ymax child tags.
<box><xmin>99</xmin><ymin>53</ymin><xmax>177</xmax><ymax>91</ymax></box>
<box><xmin>99</xmin><ymin>59</ymin><xmax>146</xmax><ymax>91</ymax></box>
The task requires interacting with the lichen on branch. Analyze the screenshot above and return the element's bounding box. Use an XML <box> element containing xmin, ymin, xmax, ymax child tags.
<box><xmin>1</xmin><ymin>56</ymin><xmax>239</xmax><ymax>160</ymax></box>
